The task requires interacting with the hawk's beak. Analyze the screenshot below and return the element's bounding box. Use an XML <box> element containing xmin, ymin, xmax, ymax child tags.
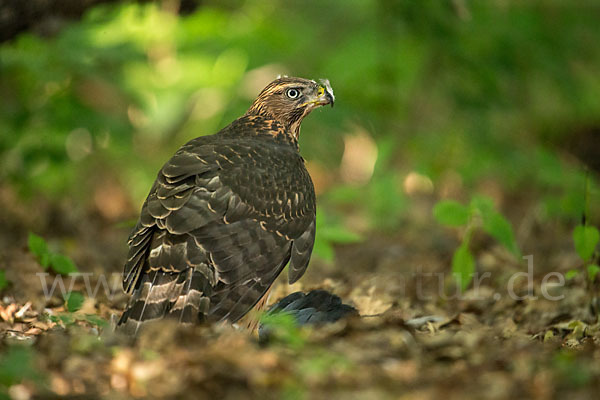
<box><xmin>304</xmin><ymin>79</ymin><xmax>335</xmax><ymax>108</ymax></box>
<box><xmin>317</xmin><ymin>79</ymin><xmax>335</xmax><ymax>107</ymax></box>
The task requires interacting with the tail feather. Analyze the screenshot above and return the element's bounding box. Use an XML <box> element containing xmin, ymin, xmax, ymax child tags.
<box><xmin>169</xmin><ymin>269</ymin><xmax>211</xmax><ymax>324</ymax></box>
<box><xmin>116</xmin><ymin>268</ymin><xmax>211</xmax><ymax>335</ymax></box>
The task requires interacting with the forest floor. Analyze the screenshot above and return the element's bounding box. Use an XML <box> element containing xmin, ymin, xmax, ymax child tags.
<box><xmin>1</xmin><ymin>185</ymin><xmax>599</xmax><ymax>400</ymax></box>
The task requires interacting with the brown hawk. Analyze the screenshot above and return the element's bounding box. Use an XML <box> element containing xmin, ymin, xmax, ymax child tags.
<box><xmin>117</xmin><ymin>77</ymin><xmax>335</xmax><ymax>334</ymax></box>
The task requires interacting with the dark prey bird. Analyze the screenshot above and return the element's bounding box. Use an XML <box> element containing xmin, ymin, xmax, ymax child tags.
<box><xmin>117</xmin><ymin>77</ymin><xmax>335</xmax><ymax>334</ymax></box>
<box><xmin>258</xmin><ymin>290</ymin><xmax>358</xmax><ymax>343</ymax></box>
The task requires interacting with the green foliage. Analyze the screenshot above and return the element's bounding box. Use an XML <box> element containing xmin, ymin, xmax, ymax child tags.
<box><xmin>0</xmin><ymin>271</ymin><xmax>8</xmax><ymax>292</ymax></box>
<box><xmin>28</xmin><ymin>233</ymin><xmax>78</xmax><ymax>275</ymax></box>
<box><xmin>82</xmin><ymin>314</ymin><xmax>109</xmax><ymax>328</ymax></box>
<box><xmin>259</xmin><ymin>311</ymin><xmax>305</xmax><ymax>350</ymax></box>
<box><xmin>569</xmin><ymin>172</ymin><xmax>599</xmax><ymax>287</ymax></box>
<box><xmin>46</xmin><ymin>313</ymin><xmax>76</xmax><ymax>326</ymax></box>
<box><xmin>281</xmin><ymin>382</ymin><xmax>305</xmax><ymax>400</ymax></box>
<box><xmin>473</xmin><ymin>196</ymin><xmax>521</xmax><ymax>258</ymax></box>
<box><xmin>573</xmin><ymin>225</ymin><xmax>599</xmax><ymax>262</ymax></box>
<box><xmin>65</xmin><ymin>291</ymin><xmax>85</xmax><ymax>313</ymax></box>
<box><xmin>311</xmin><ymin>239</ymin><xmax>335</xmax><ymax>263</ymax></box>
<box><xmin>434</xmin><ymin>196</ymin><xmax>520</xmax><ymax>258</ymax></box>
<box><xmin>48</xmin><ymin>254</ymin><xmax>78</xmax><ymax>275</ymax></box>
<box><xmin>482</xmin><ymin>212</ymin><xmax>521</xmax><ymax>256</ymax></box>
<box><xmin>0</xmin><ymin>0</ymin><xmax>599</xmax><ymax>306</ymax></box>
<box><xmin>313</xmin><ymin>211</ymin><xmax>361</xmax><ymax>262</ymax></box>
<box><xmin>28</xmin><ymin>233</ymin><xmax>50</xmax><ymax>268</ymax></box>
<box><xmin>434</xmin><ymin>195</ymin><xmax>520</xmax><ymax>290</ymax></box>
<box><xmin>2</xmin><ymin>0</ymin><xmax>596</xmax><ymax>228</ymax></box>
<box><xmin>587</xmin><ymin>265</ymin><xmax>600</xmax><ymax>282</ymax></box>
<box><xmin>0</xmin><ymin>346</ymin><xmax>43</xmax><ymax>397</ymax></box>
<box><xmin>433</xmin><ymin>200</ymin><xmax>470</xmax><ymax>227</ymax></box>
<box><xmin>552</xmin><ymin>350</ymin><xmax>592</xmax><ymax>388</ymax></box>
<box><xmin>325</xmin><ymin>173</ymin><xmax>408</xmax><ymax>233</ymax></box>
<box><xmin>46</xmin><ymin>291</ymin><xmax>108</xmax><ymax>330</ymax></box>
<box><xmin>537</xmin><ymin>223</ymin><xmax>599</xmax><ymax>285</ymax></box>
<box><xmin>565</xmin><ymin>269</ymin><xmax>579</xmax><ymax>281</ymax></box>
<box><xmin>452</xmin><ymin>240</ymin><xmax>475</xmax><ymax>292</ymax></box>
<box><xmin>46</xmin><ymin>311</ymin><xmax>108</xmax><ymax>330</ymax></box>
<box><xmin>260</xmin><ymin>310</ymin><xmax>352</xmax><ymax>399</ymax></box>
<box><xmin>1</xmin><ymin>3</ymin><xmax>600</xmax><ymax>398</ymax></box>
<box><xmin>367</xmin><ymin>172</ymin><xmax>407</xmax><ymax>230</ymax></box>
<box><xmin>0</xmin><ymin>3</ymin><xmax>251</xmax><ymax>200</ymax></box>
<box><xmin>297</xmin><ymin>351</ymin><xmax>351</xmax><ymax>381</ymax></box>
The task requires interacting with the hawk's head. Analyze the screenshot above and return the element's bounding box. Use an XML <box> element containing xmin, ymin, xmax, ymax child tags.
<box><xmin>246</xmin><ymin>77</ymin><xmax>335</xmax><ymax>137</ymax></box>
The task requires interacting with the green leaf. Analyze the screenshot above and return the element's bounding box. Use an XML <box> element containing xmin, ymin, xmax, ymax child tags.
<box><xmin>312</xmin><ymin>210</ymin><xmax>361</xmax><ymax>262</ymax></box>
<box><xmin>312</xmin><ymin>237</ymin><xmax>335</xmax><ymax>262</ymax></box>
<box><xmin>0</xmin><ymin>346</ymin><xmax>40</xmax><ymax>387</ymax></box>
<box><xmin>65</xmin><ymin>291</ymin><xmax>84</xmax><ymax>313</ymax></box>
<box><xmin>28</xmin><ymin>232</ymin><xmax>49</xmax><ymax>267</ymax></box>
<box><xmin>58</xmin><ymin>314</ymin><xmax>75</xmax><ymax>325</ymax></box>
<box><xmin>316</xmin><ymin>209</ymin><xmax>362</xmax><ymax>244</ymax></box>
<box><xmin>0</xmin><ymin>271</ymin><xmax>7</xmax><ymax>292</ymax></box>
<box><xmin>481</xmin><ymin>211</ymin><xmax>521</xmax><ymax>257</ymax></box>
<box><xmin>470</xmin><ymin>196</ymin><xmax>520</xmax><ymax>257</ymax></box>
<box><xmin>259</xmin><ymin>311</ymin><xmax>305</xmax><ymax>349</ymax></box>
<box><xmin>319</xmin><ymin>225</ymin><xmax>362</xmax><ymax>244</ymax></box>
<box><xmin>433</xmin><ymin>200</ymin><xmax>470</xmax><ymax>227</ymax></box>
<box><xmin>587</xmin><ymin>264</ymin><xmax>600</xmax><ymax>282</ymax></box>
<box><xmin>368</xmin><ymin>172</ymin><xmax>407</xmax><ymax>229</ymax></box>
<box><xmin>326</xmin><ymin>185</ymin><xmax>361</xmax><ymax>205</ymax></box>
<box><xmin>573</xmin><ymin>225</ymin><xmax>600</xmax><ymax>262</ymax></box>
<box><xmin>39</xmin><ymin>253</ymin><xmax>50</xmax><ymax>270</ymax></box>
<box><xmin>83</xmin><ymin>314</ymin><xmax>108</xmax><ymax>328</ymax></box>
<box><xmin>470</xmin><ymin>195</ymin><xmax>495</xmax><ymax>218</ymax></box>
<box><xmin>49</xmin><ymin>253</ymin><xmax>78</xmax><ymax>275</ymax></box>
<box><xmin>565</xmin><ymin>269</ymin><xmax>579</xmax><ymax>280</ymax></box>
<box><xmin>452</xmin><ymin>242</ymin><xmax>475</xmax><ymax>291</ymax></box>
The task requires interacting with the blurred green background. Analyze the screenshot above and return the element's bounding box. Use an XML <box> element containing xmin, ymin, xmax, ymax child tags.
<box><xmin>1</xmin><ymin>0</ymin><xmax>599</xmax><ymax>247</ymax></box>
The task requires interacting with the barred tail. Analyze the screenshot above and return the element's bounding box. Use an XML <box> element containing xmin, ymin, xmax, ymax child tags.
<box><xmin>116</xmin><ymin>268</ymin><xmax>211</xmax><ymax>335</ymax></box>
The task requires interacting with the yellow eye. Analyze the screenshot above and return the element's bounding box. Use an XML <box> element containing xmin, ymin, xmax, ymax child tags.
<box><xmin>286</xmin><ymin>88</ymin><xmax>301</xmax><ymax>99</ymax></box>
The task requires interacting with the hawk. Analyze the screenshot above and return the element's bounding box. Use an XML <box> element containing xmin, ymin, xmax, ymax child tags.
<box><xmin>117</xmin><ymin>77</ymin><xmax>335</xmax><ymax>334</ymax></box>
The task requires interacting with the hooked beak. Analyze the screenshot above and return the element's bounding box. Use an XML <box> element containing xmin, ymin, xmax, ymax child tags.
<box><xmin>303</xmin><ymin>79</ymin><xmax>335</xmax><ymax>108</ymax></box>
<box><xmin>317</xmin><ymin>79</ymin><xmax>335</xmax><ymax>107</ymax></box>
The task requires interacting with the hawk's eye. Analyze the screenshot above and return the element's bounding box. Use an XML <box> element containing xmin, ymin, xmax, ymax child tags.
<box><xmin>286</xmin><ymin>88</ymin><xmax>301</xmax><ymax>99</ymax></box>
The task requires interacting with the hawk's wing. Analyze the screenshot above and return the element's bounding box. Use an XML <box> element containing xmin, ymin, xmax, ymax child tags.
<box><xmin>118</xmin><ymin>133</ymin><xmax>316</xmax><ymax>333</ymax></box>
